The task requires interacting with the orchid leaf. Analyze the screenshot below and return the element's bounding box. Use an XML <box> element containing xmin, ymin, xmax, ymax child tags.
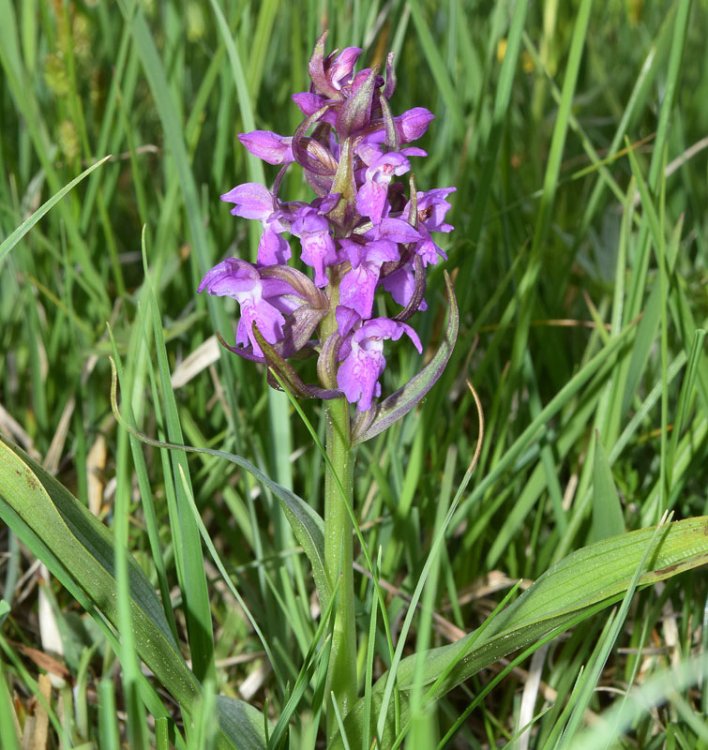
<box><xmin>333</xmin><ymin>517</ymin><xmax>708</xmax><ymax>748</ymax></box>
<box><xmin>352</xmin><ymin>271</ymin><xmax>459</xmax><ymax>444</ymax></box>
<box><xmin>0</xmin><ymin>437</ymin><xmax>268</xmax><ymax>750</ymax></box>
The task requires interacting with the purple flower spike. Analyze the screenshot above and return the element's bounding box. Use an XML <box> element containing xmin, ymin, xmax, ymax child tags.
<box><xmin>239</xmin><ymin>131</ymin><xmax>294</xmax><ymax>165</ymax></box>
<box><xmin>203</xmin><ymin>36</ymin><xmax>456</xmax><ymax>416</ymax></box>
<box><xmin>337</xmin><ymin>318</ymin><xmax>422</xmax><ymax>412</ymax></box>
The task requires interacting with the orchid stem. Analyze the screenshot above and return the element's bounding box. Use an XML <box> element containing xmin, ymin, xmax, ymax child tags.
<box><xmin>324</xmin><ymin>394</ymin><xmax>357</xmax><ymax>735</ymax></box>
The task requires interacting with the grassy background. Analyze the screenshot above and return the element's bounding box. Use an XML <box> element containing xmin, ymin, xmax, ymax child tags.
<box><xmin>1</xmin><ymin>0</ymin><xmax>707</xmax><ymax>747</ymax></box>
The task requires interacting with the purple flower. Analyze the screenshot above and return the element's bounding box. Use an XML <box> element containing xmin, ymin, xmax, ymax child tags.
<box><xmin>396</xmin><ymin>107</ymin><xmax>435</xmax><ymax>143</ymax></box>
<box><xmin>404</xmin><ymin>187</ymin><xmax>456</xmax><ymax>266</ymax></box>
<box><xmin>198</xmin><ymin>258</ymin><xmax>297</xmax><ymax>358</ymax></box>
<box><xmin>337</xmin><ymin>318</ymin><xmax>423</xmax><ymax>411</ymax></box>
<box><xmin>361</xmin><ymin>107</ymin><xmax>434</xmax><ymax>147</ymax></box>
<box><xmin>382</xmin><ymin>264</ymin><xmax>428</xmax><ymax>312</ymax></box>
<box><xmin>328</xmin><ymin>47</ymin><xmax>362</xmax><ymax>91</ymax></box>
<box><xmin>413</xmin><ymin>188</ymin><xmax>456</xmax><ymax>233</ymax></box>
<box><xmin>221</xmin><ymin>183</ymin><xmax>291</xmax><ymax>265</ymax></box>
<box><xmin>356</xmin><ymin>152</ymin><xmax>411</xmax><ymax>225</ymax></box>
<box><xmin>370</xmin><ymin>217</ymin><xmax>421</xmax><ymax>245</ymax></box>
<box><xmin>308</xmin><ymin>38</ymin><xmax>363</xmax><ymax>99</ymax></box>
<box><xmin>338</xmin><ymin>239</ymin><xmax>399</xmax><ymax>320</ymax></box>
<box><xmin>290</xmin><ymin>206</ymin><xmax>337</xmax><ymax>287</ymax></box>
<box><xmin>238</xmin><ymin>131</ymin><xmax>294</xmax><ymax>165</ymax></box>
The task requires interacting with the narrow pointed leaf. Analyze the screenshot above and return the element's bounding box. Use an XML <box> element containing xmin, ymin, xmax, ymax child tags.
<box><xmin>589</xmin><ymin>435</ymin><xmax>626</xmax><ymax>542</ymax></box>
<box><xmin>0</xmin><ymin>155</ymin><xmax>111</xmax><ymax>266</ymax></box>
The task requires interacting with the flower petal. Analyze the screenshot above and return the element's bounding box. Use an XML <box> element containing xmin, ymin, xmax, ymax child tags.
<box><xmin>221</xmin><ymin>183</ymin><xmax>274</xmax><ymax>220</ymax></box>
<box><xmin>395</xmin><ymin>107</ymin><xmax>434</xmax><ymax>142</ymax></box>
<box><xmin>257</xmin><ymin>225</ymin><xmax>291</xmax><ymax>266</ymax></box>
<box><xmin>339</xmin><ymin>264</ymin><xmax>379</xmax><ymax>319</ymax></box>
<box><xmin>239</xmin><ymin>131</ymin><xmax>294</xmax><ymax>165</ymax></box>
<box><xmin>198</xmin><ymin>258</ymin><xmax>259</xmax><ymax>298</ymax></box>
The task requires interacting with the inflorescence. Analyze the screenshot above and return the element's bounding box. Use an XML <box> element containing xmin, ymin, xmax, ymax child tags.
<box><xmin>199</xmin><ymin>34</ymin><xmax>456</xmax><ymax>415</ymax></box>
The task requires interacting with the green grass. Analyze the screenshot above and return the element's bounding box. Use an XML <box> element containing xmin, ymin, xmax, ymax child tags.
<box><xmin>1</xmin><ymin>1</ymin><xmax>707</xmax><ymax>748</ymax></box>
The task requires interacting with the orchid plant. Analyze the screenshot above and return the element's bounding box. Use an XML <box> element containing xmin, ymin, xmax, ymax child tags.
<box><xmin>198</xmin><ymin>34</ymin><xmax>459</xmax><ymax>731</ymax></box>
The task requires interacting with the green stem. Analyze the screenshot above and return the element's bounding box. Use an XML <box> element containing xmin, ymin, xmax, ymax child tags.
<box><xmin>324</xmin><ymin>394</ymin><xmax>357</xmax><ymax>732</ymax></box>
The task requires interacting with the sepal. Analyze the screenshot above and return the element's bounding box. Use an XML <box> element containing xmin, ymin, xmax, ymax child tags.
<box><xmin>308</xmin><ymin>32</ymin><xmax>340</xmax><ymax>99</ymax></box>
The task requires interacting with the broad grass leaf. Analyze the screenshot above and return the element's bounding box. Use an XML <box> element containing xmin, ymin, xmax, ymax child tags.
<box><xmin>0</xmin><ymin>437</ymin><xmax>268</xmax><ymax>750</ymax></box>
<box><xmin>334</xmin><ymin>517</ymin><xmax>708</xmax><ymax>748</ymax></box>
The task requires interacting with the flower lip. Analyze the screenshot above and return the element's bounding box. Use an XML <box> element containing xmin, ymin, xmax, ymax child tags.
<box><xmin>336</xmin><ymin>317</ymin><xmax>423</xmax><ymax>411</ymax></box>
<box><xmin>290</xmin><ymin>207</ymin><xmax>338</xmax><ymax>287</ymax></box>
<box><xmin>353</xmin><ymin>317</ymin><xmax>422</xmax><ymax>353</ymax></box>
